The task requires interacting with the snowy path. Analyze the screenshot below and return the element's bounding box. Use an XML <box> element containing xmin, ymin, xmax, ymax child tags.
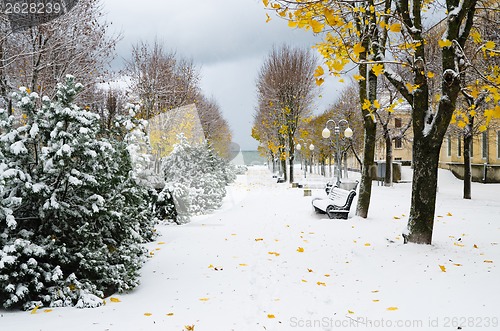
<box><xmin>1</xmin><ymin>166</ymin><xmax>500</xmax><ymax>331</ymax></box>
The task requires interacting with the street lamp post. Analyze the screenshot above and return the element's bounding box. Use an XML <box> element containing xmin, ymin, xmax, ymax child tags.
<box><xmin>322</xmin><ymin>119</ymin><xmax>353</xmax><ymax>187</ymax></box>
<box><xmin>296</xmin><ymin>139</ymin><xmax>315</xmax><ymax>179</ymax></box>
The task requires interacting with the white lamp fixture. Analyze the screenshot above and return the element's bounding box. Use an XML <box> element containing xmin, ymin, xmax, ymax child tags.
<box><xmin>322</xmin><ymin>127</ymin><xmax>331</xmax><ymax>139</ymax></box>
<box><xmin>309</xmin><ymin>144</ymin><xmax>315</xmax><ymax>151</ymax></box>
<box><xmin>296</xmin><ymin>143</ymin><xmax>302</xmax><ymax>151</ymax></box>
<box><xmin>344</xmin><ymin>127</ymin><xmax>353</xmax><ymax>138</ymax></box>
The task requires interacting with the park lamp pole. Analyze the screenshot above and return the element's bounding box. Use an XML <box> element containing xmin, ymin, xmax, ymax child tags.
<box><xmin>296</xmin><ymin>139</ymin><xmax>315</xmax><ymax>179</ymax></box>
<box><xmin>322</xmin><ymin>119</ymin><xmax>353</xmax><ymax>187</ymax></box>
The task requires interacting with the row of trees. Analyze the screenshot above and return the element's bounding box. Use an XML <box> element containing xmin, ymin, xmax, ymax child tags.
<box><xmin>261</xmin><ymin>0</ymin><xmax>500</xmax><ymax>244</ymax></box>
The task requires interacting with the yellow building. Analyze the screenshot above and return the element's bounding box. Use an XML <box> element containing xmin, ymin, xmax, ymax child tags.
<box><xmin>439</xmin><ymin>127</ymin><xmax>500</xmax><ymax>182</ymax></box>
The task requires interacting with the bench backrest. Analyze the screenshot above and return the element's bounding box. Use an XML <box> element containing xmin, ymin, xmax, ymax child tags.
<box><xmin>328</xmin><ymin>187</ymin><xmax>356</xmax><ymax>208</ymax></box>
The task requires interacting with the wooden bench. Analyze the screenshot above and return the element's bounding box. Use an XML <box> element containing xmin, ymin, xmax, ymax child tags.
<box><xmin>312</xmin><ymin>187</ymin><xmax>356</xmax><ymax>219</ymax></box>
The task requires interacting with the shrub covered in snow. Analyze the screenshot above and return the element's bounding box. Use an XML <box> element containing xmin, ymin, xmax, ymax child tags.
<box><xmin>162</xmin><ymin>135</ymin><xmax>236</xmax><ymax>219</ymax></box>
<box><xmin>0</xmin><ymin>76</ymin><xmax>155</xmax><ymax>310</ymax></box>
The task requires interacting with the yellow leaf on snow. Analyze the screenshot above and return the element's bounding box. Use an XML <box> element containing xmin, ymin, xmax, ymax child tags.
<box><xmin>31</xmin><ymin>306</ymin><xmax>40</xmax><ymax>314</ymax></box>
<box><xmin>199</xmin><ymin>298</ymin><xmax>210</xmax><ymax>301</ymax></box>
<box><xmin>166</xmin><ymin>313</ymin><xmax>174</xmax><ymax>316</ymax></box>
<box><xmin>301</xmin><ymin>279</ymin><xmax>308</xmax><ymax>283</ymax></box>
<box><xmin>373</xmin><ymin>300</ymin><xmax>380</xmax><ymax>302</ymax></box>
<box><xmin>255</xmin><ymin>238</ymin><xmax>264</xmax><ymax>241</ymax></box>
<box><xmin>184</xmin><ymin>325</ymin><xmax>195</xmax><ymax>331</ymax></box>
<box><xmin>387</xmin><ymin>307</ymin><xmax>399</xmax><ymax>311</ymax></box>
<box><xmin>144</xmin><ymin>313</ymin><xmax>152</xmax><ymax>316</ymax></box>
<box><xmin>484</xmin><ymin>260</ymin><xmax>494</xmax><ymax>263</ymax></box>
<box><xmin>263</xmin><ymin>0</ymin><xmax>269</xmax><ymax>7</ymax></box>
<box><xmin>454</xmin><ymin>242</ymin><xmax>464</xmax><ymax>247</ymax></box>
<box><xmin>439</xmin><ymin>265</ymin><xmax>447</xmax><ymax>272</ymax></box>
<box><xmin>268</xmin><ymin>314</ymin><xmax>276</xmax><ymax>319</ymax></box>
<box><xmin>447</xmin><ymin>212</ymin><xmax>453</xmax><ymax>216</ymax></box>
<box><xmin>364</xmin><ymin>243</ymin><xmax>371</xmax><ymax>247</ymax></box>
<box><xmin>239</xmin><ymin>263</ymin><xmax>248</xmax><ymax>267</ymax></box>
<box><xmin>317</xmin><ymin>281</ymin><xmax>326</xmax><ymax>286</ymax></box>
<box><xmin>348</xmin><ymin>310</ymin><xmax>355</xmax><ymax>314</ymax></box>
<box><xmin>158</xmin><ymin>241</ymin><xmax>166</xmax><ymax>245</ymax></box>
<box><xmin>473</xmin><ymin>244</ymin><xmax>478</xmax><ymax>249</ymax></box>
<box><xmin>297</xmin><ymin>247</ymin><xmax>304</xmax><ymax>253</ymax></box>
<box><xmin>208</xmin><ymin>264</ymin><xmax>214</xmax><ymax>269</ymax></box>
<box><xmin>266</xmin><ymin>13</ymin><xmax>271</xmax><ymax>23</ymax></box>
<box><xmin>110</xmin><ymin>297</ymin><xmax>121</xmax><ymax>303</ymax></box>
<box><xmin>307</xmin><ymin>268</ymin><xmax>313</xmax><ymax>273</ymax></box>
<box><xmin>43</xmin><ymin>309</ymin><xmax>53</xmax><ymax>313</ymax></box>
<box><xmin>454</xmin><ymin>263</ymin><xmax>462</xmax><ymax>267</ymax></box>
<box><xmin>393</xmin><ymin>216</ymin><xmax>401</xmax><ymax>220</ymax></box>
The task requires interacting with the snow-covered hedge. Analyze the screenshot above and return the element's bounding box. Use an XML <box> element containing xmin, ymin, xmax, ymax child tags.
<box><xmin>0</xmin><ymin>76</ymin><xmax>156</xmax><ymax>310</ymax></box>
<box><xmin>162</xmin><ymin>135</ymin><xmax>236</xmax><ymax>221</ymax></box>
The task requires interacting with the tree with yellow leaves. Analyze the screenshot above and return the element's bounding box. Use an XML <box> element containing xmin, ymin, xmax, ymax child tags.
<box><xmin>265</xmin><ymin>0</ymin><xmax>500</xmax><ymax>244</ymax></box>
<box><xmin>254</xmin><ymin>45</ymin><xmax>318</xmax><ymax>183</ymax></box>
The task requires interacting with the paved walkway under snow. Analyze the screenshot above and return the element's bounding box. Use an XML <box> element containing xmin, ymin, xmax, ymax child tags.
<box><xmin>2</xmin><ymin>166</ymin><xmax>500</xmax><ymax>330</ymax></box>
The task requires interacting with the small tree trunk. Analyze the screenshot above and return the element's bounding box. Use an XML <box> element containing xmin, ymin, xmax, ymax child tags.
<box><xmin>289</xmin><ymin>155</ymin><xmax>294</xmax><ymax>183</ymax></box>
<box><xmin>356</xmin><ymin>120</ymin><xmax>376</xmax><ymax>218</ymax></box>
<box><xmin>385</xmin><ymin>135</ymin><xmax>393</xmax><ymax>187</ymax></box>
<box><xmin>405</xmin><ymin>141</ymin><xmax>441</xmax><ymax>244</ymax></box>
<box><xmin>281</xmin><ymin>158</ymin><xmax>287</xmax><ymax>181</ymax></box>
<box><xmin>463</xmin><ymin>132</ymin><xmax>472</xmax><ymax>199</ymax></box>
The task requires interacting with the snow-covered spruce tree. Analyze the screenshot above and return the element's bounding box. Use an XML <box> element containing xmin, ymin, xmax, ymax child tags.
<box><xmin>0</xmin><ymin>76</ymin><xmax>155</xmax><ymax>310</ymax></box>
<box><xmin>162</xmin><ymin>135</ymin><xmax>234</xmax><ymax>219</ymax></box>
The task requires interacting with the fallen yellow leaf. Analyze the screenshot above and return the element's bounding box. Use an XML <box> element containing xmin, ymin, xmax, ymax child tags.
<box><xmin>239</xmin><ymin>263</ymin><xmax>248</xmax><ymax>267</ymax></box>
<box><xmin>255</xmin><ymin>238</ymin><xmax>264</xmax><ymax>241</ymax></box>
<box><xmin>307</xmin><ymin>268</ymin><xmax>313</xmax><ymax>273</ymax></box>
<box><xmin>364</xmin><ymin>243</ymin><xmax>371</xmax><ymax>247</ymax></box>
<box><xmin>30</xmin><ymin>306</ymin><xmax>40</xmax><ymax>315</ymax></box>
<box><xmin>166</xmin><ymin>313</ymin><xmax>174</xmax><ymax>316</ymax></box>
<box><xmin>454</xmin><ymin>242</ymin><xmax>464</xmax><ymax>247</ymax></box>
<box><xmin>393</xmin><ymin>216</ymin><xmax>401</xmax><ymax>220</ymax></box>
<box><xmin>317</xmin><ymin>281</ymin><xmax>326</xmax><ymax>286</ymax></box>
<box><xmin>439</xmin><ymin>265</ymin><xmax>447</xmax><ymax>272</ymax></box>
<box><xmin>348</xmin><ymin>310</ymin><xmax>355</xmax><ymax>314</ymax></box>
<box><xmin>473</xmin><ymin>244</ymin><xmax>478</xmax><ymax>249</ymax></box>
<box><xmin>301</xmin><ymin>279</ymin><xmax>308</xmax><ymax>283</ymax></box>
<box><xmin>268</xmin><ymin>251</ymin><xmax>280</xmax><ymax>256</ymax></box>
<box><xmin>199</xmin><ymin>298</ymin><xmax>210</xmax><ymax>301</ymax></box>
<box><xmin>484</xmin><ymin>260</ymin><xmax>494</xmax><ymax>263</ymax></box>
<box><xmin>184</xmin><ymin>325</ymin><xmax>195</xmax><ymax>331</ymax></box>
<box><xmin>447</xmin><ymin>212</ymin><xmax>453</xmax><ymax>216</ymax></box>
<box><xmin>268</xmin><ymin>314</ymin><xmax>276</xmax><ymax>318</ymax></box>
<box><xmin>454</xmin><ymin>263</ymin><xmax>462</xmax><ymax>266</ymax></box>
<box><xmin>144</xmin><ymin>313</ymin><xmax>152</xmax><ymax>316</ymax></box>
<box><xmin>372</xmin><ymin>290</ymin><xmax>379</xmax><ymax>293</ymax></box>
<box><xmin>372</xmin><ymin>300</ymin><xmax>380</xmax><ymax>302</ymax></box>
<box><xmin>387</xmin><ymin>307</ymin><xmax>399</xmax><ymax>311</ymax></box>
<box><xmin>324</xmin><ymin>274</ymin><xmax>331</xmax><ymax>277</ymax></box>
<box><xmin>297</xmin><ymin>247</ymin><xmax>304</xmax><ymax>253</ymax></box>
<box><xmin>208</xmin><ymin>264</ymin><xmax>214</xmax><ymax>269</ymax></box>
<box><xmin>158</xmin><ymin>241</ymin><xmax>166</xmax><ymax>245</ymax></box>
<box><xmin>43</xmin><ymin>309</ymin><xmax>53</xmax><ymax>313</ymax></box>
<box><xmin>110</xmin><ymin>297</ymin><xmax>121</xmax><ymax>303</ymax></box>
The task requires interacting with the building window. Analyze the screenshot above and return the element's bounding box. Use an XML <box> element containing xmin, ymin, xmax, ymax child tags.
<box><xmin>395</xmin><ymin>118</ymin><xmax>402</xmax><ymax>128</ymax></box>
<box><xmin>447</xmin><ymin>135</ymin><xmax>452</xmax><ymax>157</ymax></box>
<box><xmin>482</xmin><ymin>131</ymin><xmax>488</xmax><ymax>159</ymax></box>
<box><xmin>395</xmin><ymin>137</ymin><xmax>402</xmax><ymax>149</ymax></box>
<box><xmin>457</xmin><ymin>135</ymin><xmax>462</xmax><ymax>157</ymax></box>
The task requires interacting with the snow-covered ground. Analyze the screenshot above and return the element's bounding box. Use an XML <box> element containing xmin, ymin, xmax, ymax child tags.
<box><xmin>2</xmin><ymin>166</ymin><xmax>499</xmax><ymax>331</ymax></box>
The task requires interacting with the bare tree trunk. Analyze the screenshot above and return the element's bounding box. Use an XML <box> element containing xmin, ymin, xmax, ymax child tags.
<box><xmin>356</xmin><ymin>120</ymin><xmax>376</xmax><ymax>218</ymax></box>
<box><xmin>463</xmin><ymin>130</ymin><xmax>472</xmax><ymax>199</ymax></box>
<box><xmin>385</xmin><ymin>135</ymin><xmax>393</xmax><ymax>186</ymax></box>
<box><xmin>405</xmin><ymin>142</ymin><xmax>441</xmax><ymax>244</ymax></box>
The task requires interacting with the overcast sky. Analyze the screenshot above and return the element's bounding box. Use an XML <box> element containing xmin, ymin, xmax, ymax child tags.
<box><xmin>102</xmin><ymin>0</ymin><xmax>344</xmax><ymax>150</ymax></box>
